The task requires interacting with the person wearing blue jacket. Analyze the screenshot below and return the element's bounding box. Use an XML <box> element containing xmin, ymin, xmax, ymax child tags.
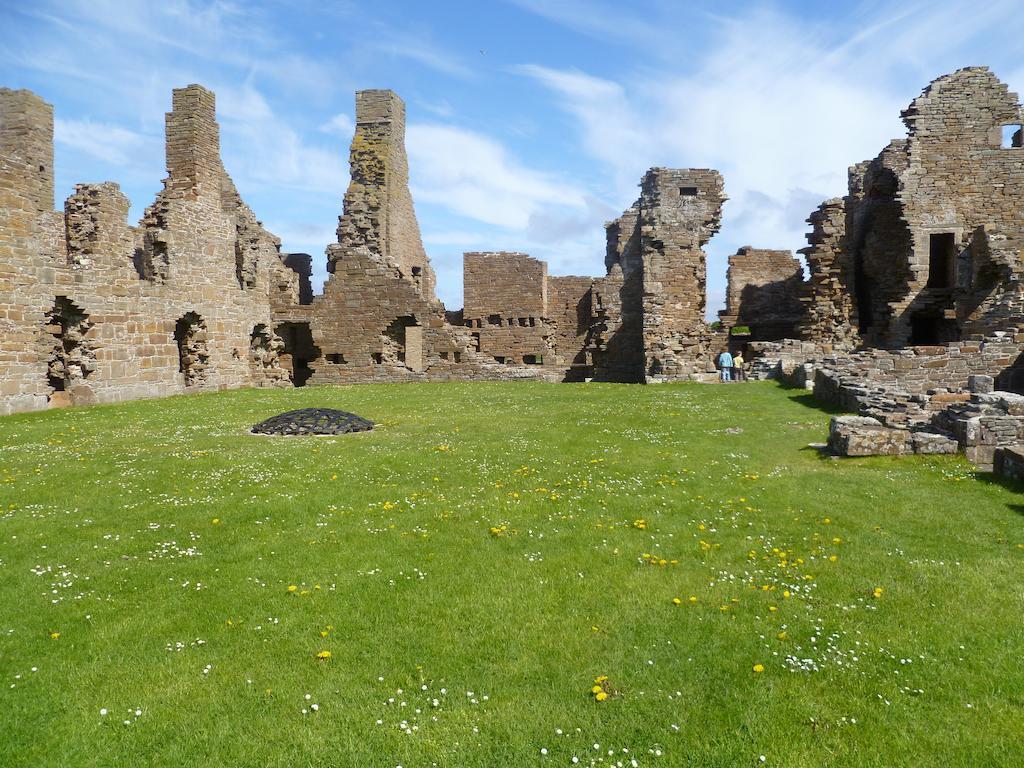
<box><xmin>717</xmin><ymin>350</ymin><xmax>734</xmax><ymax>382</ymax></box>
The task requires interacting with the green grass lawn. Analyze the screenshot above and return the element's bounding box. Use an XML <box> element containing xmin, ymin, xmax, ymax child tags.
<box><xmin>0</xmin><ymin>381</ymin><xmax>1022</xmax><ymax>767</ymax></box>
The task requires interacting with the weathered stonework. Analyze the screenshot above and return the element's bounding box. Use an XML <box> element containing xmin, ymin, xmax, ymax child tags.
<box><xmin>0</xmin><ymin>85</ymin><xmax>299</xmax><ymax>415</ymax></box>
<box><xmin>800</xmin><ymin>68</ymin><xmax>1024</xmax><ymax>349</ymax></box>
<box><xmin>5</xmin><ymin>64</ymin><xmax>1022</xmax><ymax>453</ymax></box>
<box><xmin>719</xmin><ymin>246</ymin><xmax>803</xmax><ymax>339</ymax></box>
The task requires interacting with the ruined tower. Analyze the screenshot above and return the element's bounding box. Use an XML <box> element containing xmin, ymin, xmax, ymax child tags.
<box><xmin>0</xmin><ymin>88</ymin><xmax>54</xmax><ymax>216</ymax></box>
<box><xmin>332</xmin><ymin>90</ymin><xmax>436</xmax><ymax>301</ymax></box>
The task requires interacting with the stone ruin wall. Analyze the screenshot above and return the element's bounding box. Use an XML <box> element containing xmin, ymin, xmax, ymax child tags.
<box><xmin>5</xmin><ymin>65</ymin><xmax>1021</xmax><ymax>420</ymax></box>
<box><xmin>636</xmin><ymin>169</ymin><xmax>724</xmax><ymax>379</ymax></box>
<box><xmin>798</xmin><ymin>67</ymin><xmax>1024</xmax><ymax>350</ymax></box>
<box><xmin>897</xmin><ymin>68</ymin><xmax>1024</xmax><ymax>343</ymax></box>
<box><xmin>796</xmin><ymin>199</ymin><xmax>860</xmax><ymax>350</ymax></box>
<box><xmin>0</xmin><ymin>85</ymin><xmax>298</xmax><ymax>416</ymax></box>
<box><xmin>331</xmin><ymin>90</ymin><xmax>436</xmax><ymax>301</ymax></box>
<box><xmin>547</xmin><ymin>276</ymin><xmax>595</xmax><ymax>380</ymax></box>
<box><xmin>463</xmin><ymin>251</ymin><xmax>551</xmax><ymax>366</ymax></box>
<box><xmin>718</xmin><ymin>246</ymin><xmax>804</xmax><ymax>340</ymax></box>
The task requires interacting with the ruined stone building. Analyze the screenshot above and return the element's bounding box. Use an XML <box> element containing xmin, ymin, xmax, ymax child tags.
<box><xmin>797</xmin><ymin>67</ymin><xmax>1024</xmax><ymax>350</ymax></box>
<box><xmin>3</xmin><ymin>62</ymin><xmax>1023</xmax><ymax>475</ymax></box>
<box><xmin>1</xmin><ymin>82</ymin><xmax>740</xmax><ymax>414</ymax></box>
<box><xmin>0</xmin><ymin>85</ymin><xmax>298</xmax><ymax>415</ymax></box>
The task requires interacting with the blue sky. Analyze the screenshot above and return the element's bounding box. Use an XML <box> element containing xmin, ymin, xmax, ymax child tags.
<box><xmin>3</xmin><ymin>0</ymin><xmax>1023</xmax><ymax>314</ymax></box>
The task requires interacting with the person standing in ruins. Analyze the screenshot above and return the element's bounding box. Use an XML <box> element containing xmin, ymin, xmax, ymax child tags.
<box><xmin>717</xmin><ymin>350</ymin><xmax>733</xmax><ymax>382</ymax></box>
<box><xmin>733</xmin><ymin>351</ymin><xmax>745</xmax><ymax>382</ymax></box>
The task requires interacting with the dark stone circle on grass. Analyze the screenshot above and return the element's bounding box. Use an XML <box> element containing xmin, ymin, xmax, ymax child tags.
<box><xmin>251</xmin><ymin>408</ymin><xmax>374</xmax><ymax>436</ymax></box>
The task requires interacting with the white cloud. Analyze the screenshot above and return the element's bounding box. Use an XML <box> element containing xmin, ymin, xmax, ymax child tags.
<box><xmin>319</xmin><ymin>113</ymin><xmax>354</xmax><ymax>137</ymax></box>
<box><xmin>407</xmin><ymin>123</ymin><xmax>590</xmax><ymax>230</ymax></box>
<box><xmin>216</xmin><ymin>85</ymin><xmax>347</xmax><ymax>196</ymax></box>
<box><xmin>54</xmin><ymin>118</ymin><xmax>155</xmax><ymax>167</ymax></box>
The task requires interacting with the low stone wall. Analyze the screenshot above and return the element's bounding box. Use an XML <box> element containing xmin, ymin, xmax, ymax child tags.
<box><xmin>994</xmin><ymin>446</ymin><xmax>1024</xmax><ymax>482</ymax></box>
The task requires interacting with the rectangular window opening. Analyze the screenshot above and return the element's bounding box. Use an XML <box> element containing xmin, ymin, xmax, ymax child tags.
<box><xmin>679</xmin><ymin>186</ymin><xmax>698</xmax><ymax>196</ymax></box>
<box><xmin>927</xmin><ymin>232</ymin><xmax>956</xmax><ymax>289</ymax></box>
<box><xmin>1001</xmin><ymin>124</ymin><xmax>1023</xmax><ymax>148</ymax></box>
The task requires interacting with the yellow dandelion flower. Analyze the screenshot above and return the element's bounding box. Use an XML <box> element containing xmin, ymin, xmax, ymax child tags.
<box><xmin>873</xmin><ymin>587</ymin><xmax>884</xmax><ymax>599</ymax></box>
<box><xmin>287</xmin><ymin>585</ymin><xmax>298</xmax><ymax>593</ymax></box>
<box><xmin>776</xmin><ymin>631</ymin><xmax>787</xmax><ymax>640</ymax></box>
<box><xmin>316</xmin><ymin>650</ymin><xmax>332</xmax><ymax>660</ymax></box>
<box><xmin>688</xmin><ymin>595</ymin><xmax>698</xmax><ymax>604</ymax></box>
<box><xmin>592</xmin><ymin>685</ymin><xmax>602</xmax><ymax>694</ymax></box>
<box><xmin>828</xmin><ymin>555</ymin><xmax>838</xmax><ymax>562</ymax></box>
<box><xmin>672</xmin><ymin>597</ymin><xmax>682</xmax><ymax>606</ymax></box>
<box><xmin>211</xmin><ymin>518</ymin><xmax>220</xmax><ymax>525</ymax></box>
<box><xmin>49</xmin><ymin>631</ymin><xmax>60</xmax><ymax>640</ymax></box>
<box><xmin>782</xmin><ymin>590</ymin><xmax>791</xmax><ymax>599</ymax></box>
<box><xmin>768</xmin><ymin>605</ymin><xmax>777</xmax><ymax>612</ymax></box>
<box><xmin>752</xmin><ymin>663</ymin><xmax>765</xmax><ymax>673</ymax></box>
<box><xmin>595</xmin><ymin>691</ymin><xmax>608</xmax><ymax>702</ymax></box>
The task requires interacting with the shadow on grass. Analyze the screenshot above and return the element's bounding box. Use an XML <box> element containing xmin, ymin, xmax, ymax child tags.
<box><xmin>786</xmin><ymin>392</ymin><xmax>847</xmax><ymax>416</ymax></box>
<box><xmin>973</xmin><ymin>472</ymin><xmax>1024</xmax><ymax>512</ymax></box>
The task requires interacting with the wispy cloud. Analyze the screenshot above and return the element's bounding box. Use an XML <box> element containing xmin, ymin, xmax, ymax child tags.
<box><xmin>366</xmin><ymin>25</ymin><xmax>477</xmax><ymax>80</ymax></box>
<box><xmin>216</xmin><ymin>85</ymin><xmax>347</xmax><ymax>196</ymax></box>
<box><xmin>516</xmin><ymin>1</ymin><xmax>1024</xmax><ymax>314</ymax></box>
<box><xmin>407</xmin><ymin>123</ymin><xmax>589</xmax><ymax>230</ymax></box>
<box><xmin>54</xmin><ymin>119</ymin><xmax>156</xmax><ymax>167</ymax></box>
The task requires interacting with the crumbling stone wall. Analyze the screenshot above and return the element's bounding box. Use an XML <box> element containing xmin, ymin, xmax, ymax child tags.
<box><xmin>796</xmin><ymin>199</ymin><xmax>860</xmax><ymax>349</ymax></box>
<box><xmin>718</xmin><ymin>246</ymin><xmax>803</xmax><ymax>339</ymax></box>
<box><xmin>548</xmin><ymin>276</ymin><xmax>594</xmax><ymax>379</ymax></box>
<box><xmin>331</xmin><ymin>90</ymin><xmax>436</xmax><ymax>301</ymax></box>
<box><xmin>591</xmin><ymin>170</ymin><xmax>727</xmax><ymax>382</ymax></box>
<box><xmin>638</xmin><ymin>169</ymin><xmax>724</xmax><ymax>378</ymax></box>
<box><xmin>462</xmin><ymin>252</ymin><xmax>551</xmax><ymax>366</ymax></box>
<box><xmin>801</xmin><ymin>68</ymin><xmax>1024</xmax><ymax>349</ymax></box>
<box><xmin>0</xmin><ymin>85</ymin><xmax>297</xmax><ymax>415</ymax></box>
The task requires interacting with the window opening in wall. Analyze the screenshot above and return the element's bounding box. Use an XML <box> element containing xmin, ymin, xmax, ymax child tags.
<box><xmin>174</xmin><ymin>312</ymin><xmax>209</xmax><ymax>387</ymax></box>
<box><xmin>679</xmin><ymin>187</ymin><xmax>698</xmax><ymax>196</ymax></box>
<box><xmin>371</xmin><ymin>352</ymin><xmax>383</xmax><ymax>364</ymax></box>
<box><xmin>507</xmin><ymin>318</ymin><xmax>514</xmax><ymax>327</ymax></box>
<box><xmin>927</xmin><ymin>232</ymin><xmax>956</xmax><ymax>289</ymax></box>
<box><xmin>487</xmin><ymin>314</ymin><xmax>501</xmax><ymax>326</ymax></box>
<box><xmin>439</xmin><ymin>351</ymin><xmax>449</xmax><ymax>360</ymax></box>
<box><xmin>453</xmin><ymin>351</ymin><xmax>462</xmax><ymax>363</ymax></box>
<box><xmin>274</xmin><ymin>321</ymin><xmax>320</xmax><ymax>387</ymax></box>
<box><xmin>493</xmin><ymin>356</ymin><xmax>505</xmax><ymax>364</ymax></box>
<box><xmin>518</xmin><ymin>317</ymin><xmax>528</xmax><ymax>327</ymax></box>
<box><xmin>910</xmin><ymin>312</ymin><xmax>960</xmax><ymax>345</ymax></box>
<box><xmin>45</xmin><ymin>296</ymin><xmax>96</xmax><ymax>393</ymax></box>
<box><xmin>326</xmin><ymin>353</ymin><xmax>347</xmax><ymax>364</ymax></box>
<box><xmin>528</xmin><ymin>317</ymin><xmax>536</xmax><ymax>327</ymax></box>
<box><xmin>523</xmin><ymin>354</ymin><xmax>542</xmax><ymax>365</ymax></box>
<box><xmin>1001</xmin><ymin>124</ymin><xmax>1023</xmax><ymax>148</ymax></box>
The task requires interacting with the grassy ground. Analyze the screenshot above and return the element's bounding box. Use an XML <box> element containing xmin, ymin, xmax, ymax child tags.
<box><xmin>0</xmin><ymin>381</ymin><xmax>1022</xmax><ymax>767</ymax></box>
